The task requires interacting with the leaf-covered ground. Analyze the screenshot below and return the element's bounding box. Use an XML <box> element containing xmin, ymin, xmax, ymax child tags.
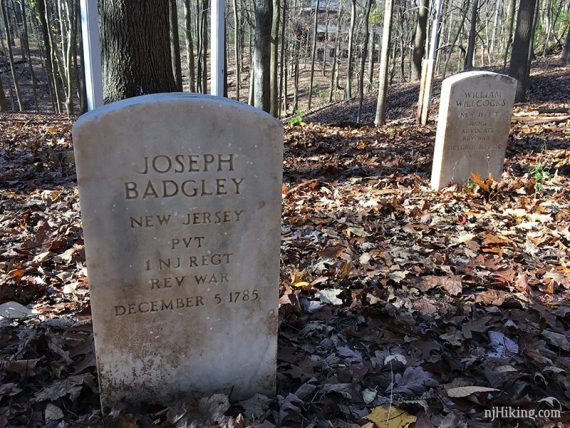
<box><xmin>0</xmin><ymin>62</ymin><xmax>569</xmax><ymax>427</ymax></box>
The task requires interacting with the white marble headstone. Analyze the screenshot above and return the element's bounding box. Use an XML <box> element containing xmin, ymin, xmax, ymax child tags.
<box><xmin>73</xmin><ymin>94</ymin><xmax>283</xmax><ymax>409</ymax></box>
<box><xmin>431</xmin><ymin>71</ymin><xmax>517</xmax><ymax>190</ymax></box>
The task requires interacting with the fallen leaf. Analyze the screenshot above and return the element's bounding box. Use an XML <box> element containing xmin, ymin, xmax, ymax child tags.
<box><xmin>446</xmin><ymin>386</ymin><xmax>500</xmax><ymax>398</ymax></box>
<box><xmin>364</xmin><ymin>406</ymin><xmax>417</xmax><ymax>428</ymax></box>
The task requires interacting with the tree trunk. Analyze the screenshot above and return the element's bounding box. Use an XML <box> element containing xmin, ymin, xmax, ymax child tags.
<box><xmin>322</xmin><ymin>0</ymin><xmax>330</xmax><ymax>76</ymax></box>
<box><xmin>464</xmin><ymin>0</ymin><xmax>479</xmax><ymax>70</ymax></box>
<box><xmin>58</xmin><ymin>0</ymin><xmax>74</xmax><ymax>115</ymax></box>
<box><xmin>562</xmin><ymin>26</ymin><xmax>570</xmax><ymax>64</ymax></box>
<box><xmin>20</xmin><ymin>0</ymin><xmax>38</xmax><ymax>110</ymax></box>
<box><xmin>417</xmin><ymin>0</ymin><xmax>444</xmax><ymax>125</ymax></box>
<box><xmin>201</xmin><ymin>0</ymin><xmax>209</xmax><ymax>93</ymax></box>
<box><xmin>170</xmin><ymin>0</ymin><xmax>183</xmax><ymax>91</ymax></box>
<box><xmin>374</xmin><ymin>0</ymin><xmax>393</xmax><ymax>126</ymax></box>
<box><xmin>253</xmin><ymin>0</ymin><xmax>272</xmax><ymax>112</ymax></box>
<box><xmin>101</xmin><ymin>0</ymin><xmax>177</xmax><ymax>102</ymax></box>
<box><xmin>490</xmin><ymin>0</ymin><xmax>501</xmax><ymax>56</ymax></box>
<box><xmin>232</xmin><ymin>0</ymin><xmax>240</xmax><ymax>99</ymax></box>
<box><xmin>366</xmin><ymin>28</ymin><xmax>375</xmax><ymax>90</ymax></box>
<box><xmin>503</xmin><ymin>0</ymin><xmax>516</xmax><ymax>68</ymax></box>
<box><xmin>307</xmin><ymin>0</ymin><xmax>319</xmax><ymax>111</ymax></box>
<box><xmin>356</xmin><ymin>0</ymin><xmax>372</xmax><ymax>123</ymax></box>
<box><xmin>442</xmin><ymin>0</ymin><xmax>469</xmax><ymax>78</ymax></box>
<box><xmin>411</xmin><ymin>0</ymin><xmax>428</xmax><ymax>81</ymax></box>
<box><xmin>78</xmin><ymin>13</ymin><xmax>88</xmax><ymax>114</ymax></box>
<box><xmin>398</xmin><ymin>8</ymin><xmax>406</xmax><ymax>82</ymax></box>
<box><xmin>345</xmin><ymin>0</ymin><xmax>356</xmax><ymax>99</ymax></box>
<box><xmin>278</xmin><ymin>0</ymin><xmax>287</xmax><ymax>114</ymax></box>
<box><xmin>184</xmin><ymin>0</ymin><xmax>196</xmax><ymax>92</ymax></box>
<box><xmin>1</xmin><ymin>0</ymin><xmax>22</xmax><ymax>110</ymax></box>
<box><xmin>542</xmin><ymin>0</ymin><xmax>552</xmax><ymax>56</ymax></box>
<box><xmin>37</xmin><ymin>0</ymin><xmax>63</xmax><ymax>112</ymax></box>
<box><xmin>509</xmin><ymin>0</ymin><xmax>538</xmax><ymax>102</ymax></box>
<box><xmin>270</xmin><ymin>0</ymin><xmax>279</xmax><ymax>116</ymax></box>
<box><xmin>293</xmin><ymin>39</ymin><xmax>299</xmax><ymax>110</ymax></box>
<box><xmin>196</xmin><ymin>0</ymin><xmax>202</xmax><ymax>91</ymax></box>
<box><xmin>529</xmin><ymin>0</ymin><xmax>539</xmax><ymax>59</ymax></box>
<box><xmin>33</xmin><ymin>5</ymin><xmax>55</xmax><ymax>112</ymax></box>
<box><xmin>48</xmin><ymin>0</ymin><xmax>67</xmax><ymax>111</ymax></box>
<box><xmin>0</xmin><ymin>73</ymin><xmax>8</xmax><ymax>111</ymax></box>
<box><xmin>329</xmin><ymin>2</ymin><xmax>342</xmax><ymax>102</ymax></box>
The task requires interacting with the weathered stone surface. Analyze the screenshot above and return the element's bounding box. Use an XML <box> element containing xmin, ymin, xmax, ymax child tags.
<box><xmin>72</xmin><ymin>94</ymin><xmax>283</xmax><ymax>409</ymax></box>
<box><xmin>431</xmin><ymin>71</ymin><xmax>517</xmax><ymax>190</ymax></box>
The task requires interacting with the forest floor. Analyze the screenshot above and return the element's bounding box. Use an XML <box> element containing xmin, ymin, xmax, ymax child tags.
<box><xmin>0</xmin><ymin>60</ymin><xmax>569</xmax><ymax>427</ymax></box>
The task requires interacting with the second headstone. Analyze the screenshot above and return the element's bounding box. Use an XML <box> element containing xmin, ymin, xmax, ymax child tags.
<box><xmin>431</xmin><ymin>71</ymin><xmax>517</xmax><ymax>190</ymax></box>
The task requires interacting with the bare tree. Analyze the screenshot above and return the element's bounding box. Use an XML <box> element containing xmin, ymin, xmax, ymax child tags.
<box><xmin>232</xmin><ymin>0</ymin><xmax>240</xmax><ymax>98</ymax></box>
<box><xmin>442</xmin><ymin>0</ymin><xmax>470</xmax><ymax>78</ymax></box>
<box><xmin>375</xmin><ymin>0</ymin><xmax>394</xmax><ymax>126</ymax></box>
<box><xmin>464</xmin><ymin>0</ymin><xmax>479</xmax><ymax>69</ymax></box>
<box><xmin>307</xmin><ymin>0</ymin><xmax>320</xmax><ymax>110</ymax></box>
<box><xmin>412</xmin><ymin>0</ymin><xmax>429</xmax><ymax>81</ymax></box>
<box><xmin>503</xmin><ymin>0</ymin><xmax>517</xmax><ymax>67</ymax></box>
<box><xmin>278</xmin><ymin>0</ymin><xmax>287</xmax><ymax>114</ymax></box>
<box><xmin>170</xmin><ymin>0</ymin><xmax>183</xmax><ymax>91</ymax></box>
<box><xmin>0</xmin><ymin>73</ymin><xmax>7</xmax><ymax>111</ymax></box>
<box><xmin>184</xmin><ymin>0</ymin><xmax>196</xmax><ymax>92</ymax></box>
<box><xmin>1</xmin><ymin>0</ymin><xmax>22</xmax><ymax>110</ymax></box>
<box><xmin>357</xmin><ymin>0</ymin><xmax>372</xmax><ymax>122</ymax></box>
<box><xmin>101</xmin><ymin>0</ymin><xmax>177</xmax><ymax>102</ymax></box>
<box><xmin>270</xmin><ymin>0</ymin><xmax>280</xmax><ymax>115</ymax></box>
<box><xmin>18</xmin><ymin>1</ymin><xmax>38</xmax><ymax>109</ymax></box>
<box><xmin>345</xmin><ymin>0</ymin><xmax>356</xmax><ymax>99</ymax></box>
<box><xmin>253</xmin><ymin>0</ymin><xmax>272</xmax><ymax>111</ymax></box>
<box><xmin>509</xmin><ymin>0</ymin><xmax>538</xmax><ymax>102</ymax></box>
<box><xmin>329</xmin><ymin>1</ymin><xmax>343</xmax><ymax>102</ymax></box>
<box><xmin>563</xmin><ymin>25</ymin><xmax>570</xmax><ymax>63</ymax></box>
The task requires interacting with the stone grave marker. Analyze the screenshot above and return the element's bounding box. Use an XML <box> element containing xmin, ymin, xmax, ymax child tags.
<box><xmin>431</xmin><ymin>71</ymin><xmax>517</xmax><ymax>190</ymax></box>
<box><xmin>72</xmin><ymin>94</ymin><xmax>283</xmax><ymax>409</ymax></box>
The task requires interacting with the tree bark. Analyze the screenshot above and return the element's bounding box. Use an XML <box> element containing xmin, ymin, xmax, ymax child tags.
<box><xmin>101</xmin><ymin>0</ymin><xmax>177</xmax><ymax>102</ymax></box>
<box><xmin>307</xmin><ymin>0</ymin><xmax>319</xmax><ymax>111</ymax></box>
<box><xmin>170</xmin><ymin>0</ymin><xmax>183</xmax><ymax>91</ymax></box>
<box><xmin>232</xmin><ymin>0</ymin><xmax>240</xmax><ymax>99</ymax></box>
<box><xmin>329</xmin><ymin>2</ymin><xmax>343</xmax><ymax>102</ymax></box>
<box><xmin>184</xmin><ymin>0</ymin><xmax>196</xmax><ymax>92</ymax></box>
<box><xmin>374</xmin><ymin>0</ymin><xmax>393</xmax><ymax>126</ymax></box>
<box><xmin>356</xmin><ymin>0</ymin><xmax>372</xmax><ymax>123</ymax></box>
<box><xmin>278</xmin><ymin>0</ymin><xmax>287</xmax><ymax>114</ymax></box>
<box><xmin>322</xmin><ymin>0</ymin><xmax>330</xmax><ymax>75</ymax></box>
<box><xmin>270</xmin><ymin>0</ymin><xmax>280</xmax><ymax>116</ymax></box>
<box><xmin>201</xmin><ymin>0</ymin><xmax>209</xmax><ymax>93</ymax></box>
<box><xmin>366</xmin><ymin>28</ymin><xmax>375</xmax><ymax>90</ymax></box>
<box><xmin>411</xmin><ymin>0</ymin><xmax>428</xmax><ymax>81</ymax></box>
<box><xmin>0</xmin><ymin>73</ymin><xmax>8</xmax><ymax>111</ymax></box>
<box><xmin>345</xmin><ymin>0</ymin><xmax>356</xmax><ymax>99</ymax></box>
<box><xmin>253</xmin><ymin>0</ymin><xmax>272</xmax><ymax>112</ymax></box>
<box><xmin>464</xmin><ymin>0</ymin><xmax>479</xmax><ymax>70</ymax></box>
<box><xmin>1</xmin><ymin>0</ymin><xmax>22</xmax><ymax>110</ymax></box>
<box><xmin>20</xmin><ymin>0</ymin><xmax>38</xmax><ymax>109</ymax></box>
<box><xmin>509</xmin><ymin>0</ymin><xmax>538</xmax><ymax>102</ymax></box>
<box><xmin>503</xmin><ymin>0</ymin><xmax>516</xmax><ymax>68</ymax></box>
<box><xmin>489</xmin><ymin>0</ymin><xmax>501</xmax><ymax>55</ymax></box>
<box><xmin>417</xmin><ymin>0</ymin><xmax>443</xmax><ymax>125</ymax></box>
<box><xmin>58</xmin><ymin>0</ymin><xmax>74</xmax><ymax>115</ymax></box>
<box><xmin>542</xmin><ymin>0</ymin><xmax>553</xmax><ymax>56</ymax></box>
<box><xmin>562</xmin><ymin>26</ymin><xmax>570</xmax><ymax>64</ymax></box>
